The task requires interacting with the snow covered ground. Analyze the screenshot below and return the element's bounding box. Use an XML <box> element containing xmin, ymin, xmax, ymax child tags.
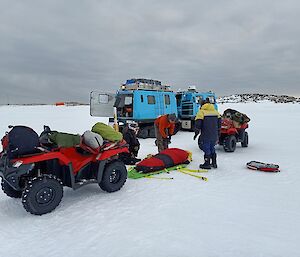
<box><xmin>0</xmin><ymin>103</ymin><xmax>299</xmax><ymax>257</ymax></box>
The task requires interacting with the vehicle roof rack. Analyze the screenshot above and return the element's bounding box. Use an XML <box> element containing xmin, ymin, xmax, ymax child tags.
<box><xmin>120</xmin><ymin>78</ymin><xmax>172</xmax><ymax>91</ymax></box>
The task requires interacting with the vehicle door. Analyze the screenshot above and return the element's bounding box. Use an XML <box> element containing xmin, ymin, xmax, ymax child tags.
<box><xmin>163</xmin><ymin>93</ymin><xmax>171</xmax><ymax>114</ymax></box>
<box><xmin>156</xmin><ymin>93</ymin><xmax>164</xmax><ymax>116</ymax></box>
<box><xmin>90</xmin><ymin>91</ymin><xmax>115</xmax><ymax>117</ymax></box>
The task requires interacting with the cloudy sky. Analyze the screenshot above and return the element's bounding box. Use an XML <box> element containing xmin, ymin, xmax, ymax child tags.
<box><xmin>1</xmin><ymin>0</ymin><xmax>300</xmax><ymax>104</ymax></box>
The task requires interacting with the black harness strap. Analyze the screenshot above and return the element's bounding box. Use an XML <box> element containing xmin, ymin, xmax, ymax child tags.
<box><xmin>155</xmin><ymin>153</ymin><xmax>174</xmax><ymax>168</ymax></box>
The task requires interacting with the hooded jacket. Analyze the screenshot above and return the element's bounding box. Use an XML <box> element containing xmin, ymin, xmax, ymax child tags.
<box><xmin>194</xmin><ymin>103</ymin><xmax>221</xmax><ymax>142</ymax></box>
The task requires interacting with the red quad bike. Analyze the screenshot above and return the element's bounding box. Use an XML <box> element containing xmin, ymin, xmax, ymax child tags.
<box><xmin>219</xmin><ymin>118</ymin><xmax>249</xmax><ymax>152</ymax></box>
<box><xmin>0</xmin><ymin>126</ymin><xmax>129</xmax><ymax>215</ymax></box>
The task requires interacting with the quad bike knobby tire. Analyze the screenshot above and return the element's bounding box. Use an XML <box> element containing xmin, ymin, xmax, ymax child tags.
<box><xmin>1</xmin><ymin>179</ymin><xmax>22</xmax><ymax>198</ymax></box>
<box><xmin>99</xmin><ymin>161</ymin><xmax>127</xmax><ymax>193</ymax></box>
<box><xmin>22</xmin><ymin>174</ymin><xmax>63</xmax><ymax>215</ymax></box>
<box><xmin>223</xmin><ymin>135</ymin><xmax>237</xmax><ymax>152</ymax></box>
<box><xmin>241</xmin><ymin>131</ymin><xmax>249</xmax><ymax>147</ymax></box>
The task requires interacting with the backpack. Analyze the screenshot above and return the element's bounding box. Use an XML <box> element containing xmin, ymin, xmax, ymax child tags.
<box><xmin>3</xmin><ymin>126</ymin><xmax>40</xmax><ymax>159</ymax></box>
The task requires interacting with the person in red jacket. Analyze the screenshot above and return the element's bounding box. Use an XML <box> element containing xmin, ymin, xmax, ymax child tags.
<box><xmin>154</xmin><ymin>113</ymin><xmax>177</xmax><ymax>152</ymax></box>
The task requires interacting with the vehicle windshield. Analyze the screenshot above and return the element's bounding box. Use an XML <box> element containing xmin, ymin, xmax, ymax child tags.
<box><xmin>114</xmin><ymin>93</ymin><xmax>134</xmax><ymax>118</ymax></box>
<box><xmin>114</xmin><ymin>94</ymin><xmax>133</xmax><ymax>108</ymax></box>
<box><xmin>207</xmin><ymin>96</ymin><xmax>215</xmax><ymax>104</ymax></box>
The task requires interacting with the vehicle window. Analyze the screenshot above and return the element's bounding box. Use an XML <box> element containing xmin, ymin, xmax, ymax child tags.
<box><xmin>147</xmin><ymin>95</ymin><xmax>156</xmax><ymax>104</ymax></box>
<box><xmin>164</xmin><ymin>95</ymin><xmax>170</xmax><ymax>105</ymax></box>
<box><xmin>141</xmin><ymin>95</ymin><xmax>144</xmax><ymax>103</ymax></box>
<box><xmin>208</xmin><ymin>96</ymin><xmax>215</xmax><ymax>104</ymax></box>
<box><xmin>176</xmin><ymin>94</ymin><xmax>182</xmax><ymax>106</ymax></box>
<box><xmin>114</xmin><ymin>94</ymin><xmax>132</xmax><ymax>107</ymax></box>
<box><xmin>124</xmin><ymin>96</ymin><xmax>133</xmax><ymax>105</ymax></box>
<box><xmin>196</xmin><ymin>96</ymin><xmax>203</xmax><ymax>104</ymax></box>
<box><xmin>98</xmin><ymin>94</ymin><xmax>109</xmax><ymax>104</ymax></box>
<box><xmin>114</xmin><ymin>96</ymin><xmax>121</xmax><ymax>107</ymax></box>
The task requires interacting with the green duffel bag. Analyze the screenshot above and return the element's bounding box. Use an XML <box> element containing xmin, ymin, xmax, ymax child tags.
<box><xmin>91</xmin><ymin>122</ymin><xmax>123</xmax><ymax>142</ymax></box>
<box><xmin>49</xmin><ymin>131</ymin><xmax>81</xmax><ymax>147</ymax></box>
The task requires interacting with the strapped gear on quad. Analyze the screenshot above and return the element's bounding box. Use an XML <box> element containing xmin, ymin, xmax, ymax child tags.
<box><xmin>3</xmin><ymin>125</ymin><xmax>40</xmax><ymax>159</ymax></box>
<box><xmin>0</xmin><ymin>125</ymin><xmax>129</xmax><ymax>215</ymax></box>
<box><xmin>219</xmin><ymin>109</ymin><xmax>250</xmax><ymax>152</ymax></box>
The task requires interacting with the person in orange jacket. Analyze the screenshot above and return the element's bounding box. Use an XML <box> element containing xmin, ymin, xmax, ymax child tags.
<box><xmin>154</xmin><ymin>113</ymin><xmax>177</xmax><ymax>152</ymax></box>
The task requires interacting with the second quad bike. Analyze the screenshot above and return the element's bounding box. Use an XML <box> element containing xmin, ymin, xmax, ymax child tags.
<box><xmin>0</xmin><ymin>125</ymin><xmax>129</xmax><ymax>215</ymax></box>
<box><xmin>219</xmin><ymin>118</ymin><xmax>249</xmax><ymax>152</ymax></box>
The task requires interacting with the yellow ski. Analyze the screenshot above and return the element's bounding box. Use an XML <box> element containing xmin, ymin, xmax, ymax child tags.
<box><xmin>176</xmin><ymin>169</ymin><xmax>208</xmax><ymax>181</ymax></box>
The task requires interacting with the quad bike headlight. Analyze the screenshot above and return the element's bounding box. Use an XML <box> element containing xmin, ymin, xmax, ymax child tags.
<box><xmin>12</xmin><ymin>160</ymin><xmax>23</xmax><ymax>168</ymax></box>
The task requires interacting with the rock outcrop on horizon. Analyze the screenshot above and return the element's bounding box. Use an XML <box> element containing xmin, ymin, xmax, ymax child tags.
<box><xmin>218</xmin><ymin>94</ymin><xmax>300</xmax><ymax>104</ymax></box>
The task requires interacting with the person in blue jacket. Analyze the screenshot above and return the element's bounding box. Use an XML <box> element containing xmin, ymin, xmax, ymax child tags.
<box><xmin>193</xmin><ymin>98</ymin><xmax>221</xmax><ymax>169</ymax></box>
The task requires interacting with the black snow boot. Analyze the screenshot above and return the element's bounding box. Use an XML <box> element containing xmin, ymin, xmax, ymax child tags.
<box><xmin>211</xmin><ymin>152</ymin><xmax>217</xmax><ymax>168</ymax></box>
<box><xmin>199</xmin><ymin>155</ymin><xmax>211</xmax><ymax>169</ymax></box>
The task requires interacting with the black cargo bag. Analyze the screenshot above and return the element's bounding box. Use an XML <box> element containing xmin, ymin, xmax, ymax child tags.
<box><xmin>6</xmin><ymin>126</ymin><xmax>40</xmax><ymax>159</ymax></box>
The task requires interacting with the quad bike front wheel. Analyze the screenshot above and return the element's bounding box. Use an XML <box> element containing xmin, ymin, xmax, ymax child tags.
<box><xmin>1</xmin><ymin>179</ymin><xmax>22</xmax><ymax>198</ymax></box>
<box><xmin>223</xmin><ymin>135</ymin><xmax>237</xmax><ymax>152</ymax></box>
<box><xmin>22</xmin><ymin>175</ymin><xmax>63</xmax><ymax>215</ymax></box>
<box><xmin>99</xmin><ymin>161</ymin><xmax>127</xmax><ymax>193</ymax></box>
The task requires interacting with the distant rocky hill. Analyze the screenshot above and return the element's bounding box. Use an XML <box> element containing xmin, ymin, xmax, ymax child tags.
<box><xmin>217</xmin><ymin>94</ymin><xmax>300</xmax><ymax>104</ymax></box>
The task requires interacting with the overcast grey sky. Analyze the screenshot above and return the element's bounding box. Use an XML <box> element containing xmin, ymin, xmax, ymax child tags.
<box><xmin>0</xmin><ymin>0</ymin><xmax>300</xmax><ymax>104</ymax></box>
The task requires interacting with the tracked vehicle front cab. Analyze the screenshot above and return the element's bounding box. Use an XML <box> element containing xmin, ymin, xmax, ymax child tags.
<box><xmin>114</xmin><ymin>90</ymin><xmax>177</xmax><ymax>122</ymax></box>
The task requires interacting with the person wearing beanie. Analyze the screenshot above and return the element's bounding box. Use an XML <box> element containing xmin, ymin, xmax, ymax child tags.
<box><xmin>154</xmin><ymin>113</ymin><xmax>177</xmax><ymax>152</ymax></box>
<box><xmin>194</xmin><ymin>99</ymin><xmax>221</xmax><ymax>169</ymax></box>
<box><xmin>119</xmin><ymin>122</ymin><xmax>141</xmax><ymax>165</ymax></box>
